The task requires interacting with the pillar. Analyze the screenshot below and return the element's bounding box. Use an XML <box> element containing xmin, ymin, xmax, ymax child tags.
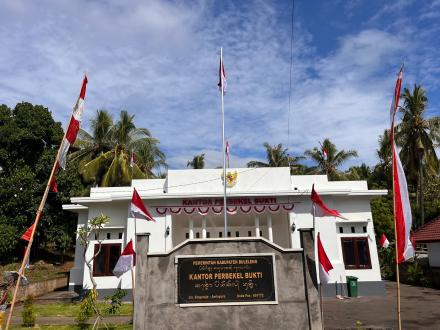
<box><xmin>134</xmin><ymin>233</ymin><xmax>150</xmax><ymax>330</ymax></box>
<box><xmin>255</xmin><ymin>216</ymin><xmax>260</xmax><ymax>237</ymax></box>
<box><xmin>267</xmin><ymin>215</ymin><xmax>273</xmax><ymax>242</ymax></box>
<box><xmin>189</xmin><ymin>218</ymin><xmax>194</xmax><ymax>239</ymax></box>
<box><xmin>202</xmin><ymin>217</ymin><xmax>207</xmax><ymax>239</ymax></box>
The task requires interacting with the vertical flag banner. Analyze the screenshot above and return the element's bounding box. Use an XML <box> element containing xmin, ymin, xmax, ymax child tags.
<box><xmin>311</xmin><ymin>185</ymin><xmax>347</xmax><ymax>219</ymax></box>
<box><xmin>218</xmin><ymin>55</ymin><xmax>227</xmax><ymax>94</ymax></box>
<box><xmin>113</xmin><ymin>240</ymin><xmax>136</xmax><ymax>277</ymax></box>
<box><xmin>130</xmin><ymin>152</ymin><xmax>136</xmax><ymax>168</ymax></box>
<box><xmin>379</xmin><ymin>234</ymin><xmax>390</xmax><ymax>249</ymax></box>
<box><xmin>225</xmin><ymin>141</ymin><xmax>230</xmax><ymax>168</ymax></box>
<box><xmin>130</xmin><ymin>188</ymin><xmax>155</xmax><ymax>221</ymax></box>
<box><xmin>317</xmin><ymin>233</ymin><xmax>334</xmax><ymax>284</ymax></box>
<box><xmin>389</xmin><ymin>67</ymin><xmax>414</xmax><ymax>263</ymax></box>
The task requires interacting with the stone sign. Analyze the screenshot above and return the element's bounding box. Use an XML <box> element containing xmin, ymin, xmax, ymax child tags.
<box><xmin>176</xmin><ymin>254</ymin><xmax>277</xmax><ymax>305</ymax></box>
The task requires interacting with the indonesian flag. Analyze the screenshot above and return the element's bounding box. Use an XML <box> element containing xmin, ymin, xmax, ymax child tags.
<box><xmin>130</xmin><ymin>188</ymin><xmax>155</xmax><ymax>221</ymax></box>
<box><xmin>59</xmin><ymin>75</ymin><xmax>88</xmax><ymax>169</ymax></box>
<box><xmin>218</xmin><ymin>52</ymin><xmax>226</xmax><ymax>94</ymax></box>
<box><xmin>130</xmin><ymin>151</ymin><xmax>136</xmax><ymax>168</ymax></box>
<box><xmin>311</xmin><ymin>185</ymin><xmax>347</xmax><ymax>219</ymax></box>
<box><xmin>225</xmin><ymin>141</ymin><xmax>230</xmax><ymax>167</ymax></box>
<box><xmin>317</xmin><ymin>233</ymin><xmax>333</xmax><ymax>284</ymax></box>
<box><xmin>389</xmin><ymin>67</ymin><xmax>414</xmax><ymax>263</ymax></box>
<box><xmin>379</xmin><ymin>234</ymin><xmax>390</xmax><ymax>248</ymax></box>
<box><xmin>113</xmin><ymin>240</ymin><xmax>136</xmax><ymax>277</ymax></box>
<box><xmin>21</xmin><ymin>223</ymin><xmax>36</xmax><ymax>242</ymax></box>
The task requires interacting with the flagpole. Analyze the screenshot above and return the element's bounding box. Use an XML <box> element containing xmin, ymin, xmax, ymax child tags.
<box><xmin>312</xmin><ymin>204</ymin><xmax>324</xmax><ymax>329</ymax></box>
<box><xmin>220</xmin><ymin>47</ymin><xmax>227</xmax><ymax>238</ymax></box>
<box><xmin>5</xmin><ymin>90</ymin><xmax>83</xmax><ymax>330</ymax></box>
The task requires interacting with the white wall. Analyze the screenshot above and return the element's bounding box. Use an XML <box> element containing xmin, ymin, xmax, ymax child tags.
<box><xmin>427</xmin><ymin>243</ymin><xmax>440</xmax><ymax>267</ymax></box>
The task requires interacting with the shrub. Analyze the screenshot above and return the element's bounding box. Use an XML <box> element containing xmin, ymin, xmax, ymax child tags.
<box><xmin>76</xmin><ymin>290</ymin><xmax>96</xmax><ymax>325</ymax></box>
<box><xmin>105</xmin><ymin>289</ymin><xmax>127</xmax><ymax>315</ymax></box>
<box><xmin>21</xmin><ymin>295</ymin><xmax>36</xmax><ymax>327</ymax></box>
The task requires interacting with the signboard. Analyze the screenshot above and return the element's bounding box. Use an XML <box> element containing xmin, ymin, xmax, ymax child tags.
<box><xmin>176</xmin><ymin>254</ymin><xmax>277</xmax><ymax>306</ymax></box>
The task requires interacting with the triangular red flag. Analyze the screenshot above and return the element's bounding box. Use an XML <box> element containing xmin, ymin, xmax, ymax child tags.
<box><xmin>311</xmin><ymin>184</ymin><xmax>346</xmax><ymax>219</ymax></box>
<box><xmin>130</xmin><ymin>188</ymin><xmax>155</xmax><ymax>221</ymax></box>
<box><xmin>317</xmin><ymin>232</ymin><xmax>334</xmax><ymax>283</ymax></box>
<box><xmin>21</xmin><ymin>223</ymin><xmax>36</xmax><ymax>242</ymax></box>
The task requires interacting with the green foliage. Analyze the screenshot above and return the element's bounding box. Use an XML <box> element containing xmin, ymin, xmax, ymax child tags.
<box><xmin>0</xmin><ymin>223</ymin><xmax>18</xmax><ymax>257</ymax></box>
<box><xmin>105</xmin><ymin>289</ymin><xmax>127</xmax><ymax>315</ymax></box>
<box><xmin>21</xmin><ymin>295</ymin><xmax>36</xmax><ymax>327</ymax></box>
<box><xmin>378</xmin><ymin>244</ymin><xmax>395</xmax><ymax>280</ymax></box>
<box><xmin>187</xmin><ymin>154</ymin><xmax>205</xmax><ymax>169</ymax></box>
<box><xmin>371</xmin><ymin>195</ymin><xmax>394</xmax><ymax>241</ymax></box>
<box><xmin>76</xmin><ymin>290</ymin><xmax>96</xmax><ymax>324</ymax></box>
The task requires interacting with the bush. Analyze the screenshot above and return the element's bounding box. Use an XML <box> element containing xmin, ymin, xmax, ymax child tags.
<box><xmin>105</xmin><ymin>289</ymin><xmax>127</xmax><ymax>315</ymax></box>
<box><xmin>76</xmin><ymin>290</ymin><xmax>96</xmax><ymax>325</ymax></box>
<box><xmin>21</xmin><ymin>295</ymin><xmax>36</xmax><ymax>327</ymax></box>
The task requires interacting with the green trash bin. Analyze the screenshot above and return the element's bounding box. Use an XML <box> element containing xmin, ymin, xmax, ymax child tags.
<box><xmin>346</xmin><ymin>276</ymin><xmax>358</xmax><ymax>297</ymax></box>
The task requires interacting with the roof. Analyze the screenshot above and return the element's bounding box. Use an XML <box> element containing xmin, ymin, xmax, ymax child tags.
<box><xmin>413</xmin><ymin>216</ymin><xmax>440</xmax><ymax>243</ymax></box>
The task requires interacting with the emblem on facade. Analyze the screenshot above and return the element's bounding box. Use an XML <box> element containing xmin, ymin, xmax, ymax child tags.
<box><xmin>222</xmin><ymin>170</ymin><xmax>238</xmax><ymax>187</ymax></box>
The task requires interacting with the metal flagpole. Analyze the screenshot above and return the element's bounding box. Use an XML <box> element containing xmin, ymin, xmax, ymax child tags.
<box><xmin>312</xmin><ymin>204</ymin><xmax>324</xmax><ymax>329</ymax></box>
<box><xmin>220</xmin><ymin>47</ymin><xmax>227</xmax><ymax>238</ymax></box>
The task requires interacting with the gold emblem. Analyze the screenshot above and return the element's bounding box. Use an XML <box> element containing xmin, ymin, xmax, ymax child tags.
<box><xmin>222</xmin><ymin>170</ymin><xmax>238</xmax><ymax>187</ymax></box>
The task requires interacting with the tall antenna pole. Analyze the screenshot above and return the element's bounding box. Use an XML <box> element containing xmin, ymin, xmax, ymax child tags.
<box><xmin>220</xmin><ymin>47</ymin><xmax>227</xmax><ymax>238</ymax></box>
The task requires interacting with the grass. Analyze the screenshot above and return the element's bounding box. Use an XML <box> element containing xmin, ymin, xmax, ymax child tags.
<box><xmin>27</xmin><ymin>302</ymin><xmax>133</xmax><ymax>317</ymax></box>
<box><xmin>0</xmin><ymin>262</ymin><xmax>68</xmax><ymax>283</ymax></box>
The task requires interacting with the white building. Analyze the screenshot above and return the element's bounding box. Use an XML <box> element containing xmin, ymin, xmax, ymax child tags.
<box><xmin>64</xmin><ymin>167</ymin><xmax>386</xmax><ymax>296</ymax></box>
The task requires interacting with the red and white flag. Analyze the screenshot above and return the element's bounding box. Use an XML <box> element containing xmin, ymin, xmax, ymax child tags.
<box><xmin>130</xmin><ymin>151</ymin><xmax>136</xmax><ymax>168</ymax></box>
<box><xmin>317</xmin><ymin>233</ymin><xmax>334</xmax><ymax>284</ymax></box>
<box><xmin>218</xmin><ymin>52</ymin><xmax>227</xmax><ymax>94</ymax></box>
<box><xmin>130</xmin><ymin>188</ymin><xmax>155</xmax><ymax>221</ymax></box>
<box><xmin>389</xmin><ymin>67</ymin><xmax>414</xmax><ymax>263</ymax></box>
<box><xmin>113</xmin><ymin>240</ymin><xmax>136</xmax><ymax>277</ymax></box>
<box><xmin>225</xmin><ymin>141</ymin><xmax>230</xmax><ymax>167</ymax></box>
<box><xmin>379</xmin><ymin>234</ymin><xmax>390</xmax><ymax>249</ymax></box>
<box><xmin>59</xmin><ymin>75</ymin><xmax>88</xmax><ymax>169</ymax></box>
<box><xmin>311</xmin><ymin>185</ymin><xmax>347</xmax><ymax>219</ymax></box>
<box><xmin>21</xmin><ymin>223</ymin><xmax>36</xmax><ymax>242</ymax></box>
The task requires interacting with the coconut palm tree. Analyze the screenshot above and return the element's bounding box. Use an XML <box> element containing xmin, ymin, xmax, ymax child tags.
<box><xmin>70</xmin><ymin>109</ymin><xmax>113</xmax><ymax>162</ymax></box>
<box><xmin>80</xmin><ymin>110</ymin><xmax>166</xmax><ymax>186</ymax></box>
<box><xmin>304</xmin><ymin>138</ymin><xmax>358</xmax><ymax>180</ymax></box>
<box><xmin>247</xmin><ymin>143</ymin><xmax>305</xmax><ymax>173</ymax></box>
<box><xmin>396</xmin><ymin>84</ymin><xmax>440</xmax><ymax>225</ymax></box>
<box><xmin>187</xmin><ymin>154</ymin><xmax>205</xmax><ymax>169</ymax></box>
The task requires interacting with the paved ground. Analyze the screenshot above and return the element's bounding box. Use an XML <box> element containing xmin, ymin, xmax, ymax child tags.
<box><xmin>324</xmin><ymin>281</ymin><xmax>440</xmax><ymax>329</ymax></box>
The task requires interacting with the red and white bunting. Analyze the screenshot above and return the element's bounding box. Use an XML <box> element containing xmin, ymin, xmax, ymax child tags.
<box><xmin>379</xmin><ymin>234</ymin><xmax>390</xmax><ymax>249</ymax></box>
<box><xmin>389</xmin><ymin>67</ymin><xmax>414</xmax><ymax>263</ymax></box>
<box><xmin>317</xmin><ymin>232</ymin><xmax>334</xmax><ymax>284</ymax></box>
<box><xmin>59</xmin><ymin>75</ymin><xmax>88</xmax><ymax>170</ymax></box>
<box><xmin>130</xmin><ymin>188</ymin><xmax>155</xmax><ymax>221</ymax></box>
<box><xmin>113</xmin><ymin>240</ymin><xmax>136</xmax><ymax>278</ymax></box>
<box><xmin>311</xmin><ymin>185</ymin><xmax>347</xmax><ymax>219</ymax></box>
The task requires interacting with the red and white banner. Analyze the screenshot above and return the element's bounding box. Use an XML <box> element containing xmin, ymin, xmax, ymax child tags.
<box><xmin>379</xmin><ymin>234</ymin><xmax>390</xmax><ymax>249</ymax></box>
<box><xmin>225</xmin><ymin>141</ymin><xmax>230</xmax><ymax>166</ymax></box>
<box><xmin>130</xmin><ymin>188</ymin><xmax>155</xmax><ymax>221</ymax></box>
<box><xmin>317</xmin><ymin>232</ymin><xmax>334</xmax><ymax>284</ymax></box>
<box><xmin>389</xmin><ymin>67</ymin><xmax>414</xmax><ymax>263</ymax></box>
<box><xmin>130</xmin><ymin>151</ymin><xmax>136</xmax><ymax>168</ymax></box>
<box><xmin>113</xmin><ymin>240</ymin><xmax>136</xmax><ymax>278</ymax></box>
<box><xmin>218</xmin><ymin>53</ymin><xmax>227</xmax><ymax>94</ymax></box>
<box><xmin>59</xmin><ymin>75</ymin><xmax>88</xmax><ymax>169</ymax></box>
<box><xmin>311</xmin><ymin>185</ymin><xmax>346</xmax><ymax>219</ymax></box>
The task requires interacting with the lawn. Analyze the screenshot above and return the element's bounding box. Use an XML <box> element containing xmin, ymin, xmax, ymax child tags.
<box><xmin>0</xmin><ymin>262</ymin><xmax>69</xmax><ymax>283</ymax></box>
<box><xmin>10</xmin><ymin>325</ymin><xmax>132</xmax><ymax>329</ymax></box>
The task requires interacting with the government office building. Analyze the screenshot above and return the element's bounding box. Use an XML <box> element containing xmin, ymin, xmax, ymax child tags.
<box><xmin>64</xmin><ymin>167</ymin><xmax>386</xmax><ymax>296</ymax></box>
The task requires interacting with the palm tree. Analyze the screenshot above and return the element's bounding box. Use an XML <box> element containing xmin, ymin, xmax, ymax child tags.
<box><xmin>187</xmin><ymin>154</ymin><xmax>205</xmax><ymax>169</ymax></box>
<box><xmin>79</xmin><ymin>110</ymin><xmax>166</xmax><ymax>186</ymax></box>
<box><xmin>370</xmin><ymin>129</ymin><xmax>392</xmax><ymax>189</ymax></box>
<box><xmin>304</xmin><ymin>138</ymin><xmax>358</xmax><ymax>180</ymax></box>
<box><xmin>247</xmin><ymin>143</ymin><xmax>305</xmax><ymax>173</ymax></box>
<box><xmin>397</xmin><ymin>84</ymin><xmax>440</xmax><ymax>225</ymax></box>
<box><xmin>70</xmin><ymin>109</ymin><xmax>113</xmax><ymax>162</ymax></box>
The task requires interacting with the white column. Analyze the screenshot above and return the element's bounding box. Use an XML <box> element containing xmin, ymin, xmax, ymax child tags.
<box><xmin>189</xmin><ymin>218</ymin><xmax>194</xmax><ymax>239</ymax></box>
<box><xmin>255</xmin><ymin>216</ymin><xmax>260</xmax><ymax>237</ymax></box>
<box><xmin>202</xmin><ymin>217</ymin><xmax>207</xmax><ymax>239</ymax></box>
<box><xmin>267</xmin><ymin>215</ymin><xmax>273</xmax><ymax>242</ymax></box>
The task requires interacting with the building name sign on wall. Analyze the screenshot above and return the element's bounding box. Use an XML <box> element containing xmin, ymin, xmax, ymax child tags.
<box><xmin>182</xmin><ymin>197</ymin><xmax>277</xmax><ymax>206</ymax></box>
<box><xmin>176</xmin><ymin>254</ymin><xmax>277</xmax><ymax>306</ymax></box>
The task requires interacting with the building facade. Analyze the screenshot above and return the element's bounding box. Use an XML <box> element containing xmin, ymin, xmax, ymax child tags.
<box><xmin>64</xmin><ymin>167</ymin><xmax>386</xmax><ymax>296</ymax></box>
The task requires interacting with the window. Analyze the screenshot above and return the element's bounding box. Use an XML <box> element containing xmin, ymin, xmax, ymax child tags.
<box><xmin>106</xmin><ymin>233</ymin><xmax>111</xmax><ymax>239</ymax></box>
<box><xmin>118</xmin><ymin>232</ymin><xmax>123</xmax><ymax>239</ymax></box>
<box><xmin>219</xmin><ymin>232</ymin><xmax>222</xmax><ymax>238</ymax></box>
<box><xmin>339</xmin><ymin>227</ymin><xmax>344</xmax><ymax>234</ymax></box>
<box><xmin>363</xmin><ymin>226</ymin><xmax>367</xmax><ymax>233</ymax></box>
<box><xmin>196</xmin><ymin>232</ymin><xmax>200</xmax><ymax>238</ymax></box>
<box><xmin>351</xmin><ymin>226</ymin><xmax>355</xmax><ymax>233</ymax></box>
<box><xmin>93</xmin><ymin>244</ymin><xmax>121</xmax><ymax>276</ymax></box>
<box><xmin>235</xmin><ymin>231</ymin><xmax>239</xmax><ymax>237</ymax></box>
<box><xmin>207</xmin><ymin>232</ymin><xmax>210</xmax><ymax>238</ymax></box>
<box><xmin>341</xmin><ymin>237</ymin><xmax>371</xmax><ymax>269</ymax></box>
<box><xmin>227</xmin><ymin>232</ymin><xmax>231</xmax><ymax>237</ymax></box>
<box><xmin>260</xmin><ymin>230</ymin><xmax>263</xmax><ymax>237</ymax></box>
<box><xmin>248</xmin><ymin>231</ymin><xmax>252</xmax><ymax>237</ymax></box>
<box><xmin>185</xmin><ymin>233</ymin><xmax>189</xmax><ymax>239</ymax></box>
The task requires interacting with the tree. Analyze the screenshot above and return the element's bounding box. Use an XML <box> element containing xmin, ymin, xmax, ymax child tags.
<box><xmin>79</xmin><ymin>110</ymin><xmax>166</xmax><ymax>186</ymax></box>
<box><xmin>304</xmin><ymin>138</ymin><xmax>358</xmax><ymax>180</ymax></box>
<box><xmin>397</xmin><ymin>85</ymin><xmax>440</xmax><ymax>225</ymax></box>
<box><xmin>187</xmin><ymin>154</ymin><xmax>205</xmax><ymax>169</ymax></box>
<box><xmin>247</xmin><ymin>143</ymin><xmax>305</xmax><ymax>173</ymax></box>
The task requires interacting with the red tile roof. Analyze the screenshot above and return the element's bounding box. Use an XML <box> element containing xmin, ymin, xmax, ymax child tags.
<box><xmin>413</xmin><ymin>216</ymin><xmax>440</xmax><ymax>243</ymax></box>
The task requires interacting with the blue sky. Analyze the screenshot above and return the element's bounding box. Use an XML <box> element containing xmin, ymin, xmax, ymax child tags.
<box><xmin>1</xmin><ymin>0</ymin><xmax>439</xmax><ymax>170</ymax></box>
